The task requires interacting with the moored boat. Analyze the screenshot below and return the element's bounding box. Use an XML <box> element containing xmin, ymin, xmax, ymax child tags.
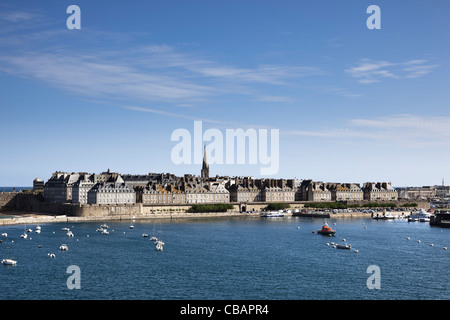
<box><xmin>261</xmin><ymin>212</ymin><xmax>284</xmax><ymax>218</ymax></box>
<box><xmin>1</xmin><ymin>258</ymin><xmax>17</xmax><ymax>266</ymax></box>
<box><xmin>336</xmin><ymin>243</ymin><xmax>351</xmax><ymax>250</ymax></box>
<box><xmin>317</xmin><ymin>221</ymin><xmax>336</xmax><ymax>235</ymax></box>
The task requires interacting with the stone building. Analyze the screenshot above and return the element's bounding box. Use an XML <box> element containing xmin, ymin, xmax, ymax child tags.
<box><xmin>327</xmin><ymin>183</ymin><xmax>364</xmax><ymax>201</ymax></box>
<box><xmin>260</xmin><ymin>179</ymin><xmax>295</xmax><ymax>202</ymax></box>
<box><xmin>72</xmin><ymin>174</ymin><xmax>96</xmax><ymax>204</ymax></box>
<box><xmin>363</xmin><ymin>182</ymin><xmax>398</xmax><ymax>201</ymax></box>
<box><xmin>87</xmin><ymin>177</ymin><xmax>136</xmax><ymax>205</ymax></box>
<box><xmin>307</xmin><ymin>181</ymin><xmax>332</xmax><ymax>202</ymax></box>
<box><xmin>228</xmin><ymin>177</ymin><xmax>262</xmax><ymax>203</ymax></box>
<box><xmin>227</xmin><ymin>177</ymin><xmax>294</xmax><ymax>203</ymax></box>
<box><xmin>140</xmin><ymin>183</ymin><xmax>186</xmax><ymax>205</ymax></box>
<box><xmin>208</xmin><ymin>182</ymin><xmax>230</xmax><ymax>203</ymax></box>
<box><xmin>33</xmin><ymin>178</ymin><xmax>44</xmax><ymax>191</ymax></box>
<box><xmin>44</xmin><ymin>172</ymin><xmax>81</xmax><ymax>203</ymax></box>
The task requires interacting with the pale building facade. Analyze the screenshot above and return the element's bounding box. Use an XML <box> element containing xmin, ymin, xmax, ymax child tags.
<box><xmin>363</xmin><ymin>182</ymin><xmax>398</xmax><ymax>201</ymax></box>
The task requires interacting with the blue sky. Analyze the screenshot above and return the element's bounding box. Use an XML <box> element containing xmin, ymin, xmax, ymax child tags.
<box><xmin>1</xmin><ymin>0</ymin><xmax>449</xmax><ymax>186</ymax></box>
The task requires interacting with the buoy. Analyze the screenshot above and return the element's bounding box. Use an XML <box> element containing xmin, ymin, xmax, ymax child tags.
<box><xmin>417</xmin><ymin>240</ymin><xmax>421</xmax><ymax>243</ymax></box>
<box><xmin>297</xmin><ymin>226</ymin><xmax>300</xmax><ymax>229</ymax></box>
<box><xmin>406</xmin><ymin>237</ymin><xmax>410</xmax><ymax>240</ymax></box>
<box><xmin>326</xmin><ymin>243</ymin><xmax>330</xmax><ymax>246</ymax></box>
<box><xmin>354</xmin><ymin>249</ymin><xmax>359</xmax><ymax>253</ymax></box>
<box><xmin>430</xmin><ymin>243</ymin><xmax>434</xmax><ymax>247</ymax></box>
<box><xmin>312</xmin><ymin>231</ymin><xmax>315</xmax><ymax>233</ymax></box>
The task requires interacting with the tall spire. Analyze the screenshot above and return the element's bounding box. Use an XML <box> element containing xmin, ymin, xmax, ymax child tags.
<box><xmin>201</xmin><ymin>144</ymin><xmax>209</xmax><ymax>181</ymax></box>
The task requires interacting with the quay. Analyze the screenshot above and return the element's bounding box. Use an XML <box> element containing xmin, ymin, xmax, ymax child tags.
<box><xmin>0</xmin><ymin>210</ymin><xmax>390</xmax><ymax>226</ymax></box>
<box><xmin>0</xmin><ymin>211</ymin><xmax>261</xmax><ymax>226</ymax></box>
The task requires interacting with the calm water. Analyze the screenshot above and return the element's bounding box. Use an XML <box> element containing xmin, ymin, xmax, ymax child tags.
<box><xmin>0</xmin><ymin>216</ymin><xmax>449</xmax><ymax>300</ymax></box>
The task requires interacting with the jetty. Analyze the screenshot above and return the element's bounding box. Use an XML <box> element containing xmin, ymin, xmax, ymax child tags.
<box><xmin>430</xmin><ymin>210</ymin><xmax>450</xmax><ymax>228</ymax></box>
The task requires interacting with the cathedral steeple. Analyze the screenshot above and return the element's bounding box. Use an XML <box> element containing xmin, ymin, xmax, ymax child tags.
<box><xmin>201</xmin><ymin>144</ymin><xmax>209</xmax><ymax>181</ymax></box>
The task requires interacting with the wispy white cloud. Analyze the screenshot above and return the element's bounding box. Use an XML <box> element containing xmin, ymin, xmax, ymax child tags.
<box><xmin>0</xmin><ymin>52</ymin><xmax>214</xmax><ymax>104</ymax></box>
<box><xmin>0</xmin><ymin>10</ymin><xmax>42</xmax><ymax>23</ymax></box>
<box><xmin>0</xmin><ymin>41</ymin><xmax>322</xmax><ymax>107</ymax></box>
<box><xmin>346</xmin><ymin>59</ymin><xmax>438</xmax><ymax>84</ymax></box>
<box><xmin>284</xmin><ymin>114</ymin><xmax>450</xmax><ymax>148</ymax></box>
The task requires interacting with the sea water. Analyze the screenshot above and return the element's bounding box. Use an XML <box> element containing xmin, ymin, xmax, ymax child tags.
<box><xmin>0</xmin><ymin>217</ymin><xmax>449</xmax><ymax>300</ymax></box>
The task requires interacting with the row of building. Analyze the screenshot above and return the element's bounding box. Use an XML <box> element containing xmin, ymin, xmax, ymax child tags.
<box><xmin>41</xmin><ymin>173</ymin><xmax>398</xmax><ymax>205</ymax></box>
<box><xmin>40</xmin><ymin>147</ymin><xmax>398</xmax><ymax>205</ymax></box>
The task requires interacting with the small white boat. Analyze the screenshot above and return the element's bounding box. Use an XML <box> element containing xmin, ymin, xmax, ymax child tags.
<box><xmin>67</xmin><ymin>231</ymin><xmax>74</xmax><ymax>237</ymax></box>
<box><xmin>155</xmin><ymin>243</ymin><xmax>164</xmax><ymax>251</ymax></box>
<box><xmin>35</xmin><ymin>226</ymin><xmax>41</xmax><ymax>231</ymax></box>
<box><xmin>62</xmin><ymin>227</ymin><xmax>70</xmax><ymax>231</ymax></box>
<box><xmin>150</xmin><ymin>236</ymin><xmax>158</xmax><ymax>242</ymax></box>
<box><xmin>129</xmin><ymin>225</ymin><xmax>134</xmax><ymax>229</ymax></box>
<box><xmin>1</xmin><ymin>258</ymin><xmax>17</xmax><ymax>266</ymax></box>
<box><xmin>142</xmin><ymin>233</ymin><xmax>149</xmax><ymax>238</ymax></box>
<box><xmin>48</xmin><ymin>253</ymin><xmax>56</xmax><ymax>258</ymax></box>
<box><xmin>100</xmin><ymin>224</ymin><xmax>109</xmax><ymax>229</ymax></box>
<box><xmin>59</xmin><ymin>244</ymin><xmax>68</xmax><ymax>251</ymax></box>
<box><xmin>101</xmin><ymin>229</ymin><xmax>109</xmax><ymax>235</ymax></box>
<box><xmin>409</xmin><ymin>209</ymin><xmax>433</xmax><ymax>222</ymax></box>
<box><xmin>35</xmin><ymin>229</ymin><xmax>41</xmax><ymax>234</ymax></box>
<box><xmin>1</xmin><ymin>233</ymin><xmax>7</xmax><ymax>237</ymax></box>
<box><xmin>20</xmin><ymin>233</ymin><xmax>27</xmax><ymax>239</ymax></box>
<box><xmin>261</xmin><ymin>212</ymin><xmax>284</xmax><ymax>218</ymax></box>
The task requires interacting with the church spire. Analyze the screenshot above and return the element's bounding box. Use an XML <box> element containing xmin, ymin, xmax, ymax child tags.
<box><xmin>201</xmin><ymin>144</ymin><xmax>209</xmax><ymax>181</ymax></box>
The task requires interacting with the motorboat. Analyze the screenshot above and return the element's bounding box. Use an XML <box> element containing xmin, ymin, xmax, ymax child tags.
<box><xmin>142</xmin><ymin>233</ymin><xmax>149</xmax><ymax>238</ymax></box>
<box><xmin>67</xmin><ymin>231</ymin><xmax>74</xmax><ymax>237</ymax></box>
<box><xmin>59</xmin><ymin>244</ymin><xmax>68</xmax><ymax>251</ymax></box>
<box><xmin>1</xmin><ymin>259</ymin><xmax>17</xmax><ymax>266</ymax></box>
<box><xmin>62</xmin><ymin>227</ymin><xmax>70</xmax><ymax>231</ymax></box>
<box><xmin>409</xmin><ymin>209</ymin><xmax>433</xmax><ymax>222</ymax></box>
<box><xmin>336</xmin><ymin>243</ymin><xmax>351</xmax><ymax>250</ymax></box>
<box><xmin>383</xmin><ymin>212</ymin><xmax>396</xmax><ymax>220</ymax></box>
<box><xmin>317</xmin><ymin>221</ymin><xmax>336</xmax><ymax>235</ymax></box>
<box><xmin>261</xmin><ymin>212</ymin><xmax>284</xmax><ymax>218</ymax></box>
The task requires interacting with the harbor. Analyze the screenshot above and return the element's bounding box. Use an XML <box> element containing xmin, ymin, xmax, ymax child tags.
<box><xmin>1</xmin><ymin>216</ymin><xmax>449</xmax><ymax>299</ymax></box>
